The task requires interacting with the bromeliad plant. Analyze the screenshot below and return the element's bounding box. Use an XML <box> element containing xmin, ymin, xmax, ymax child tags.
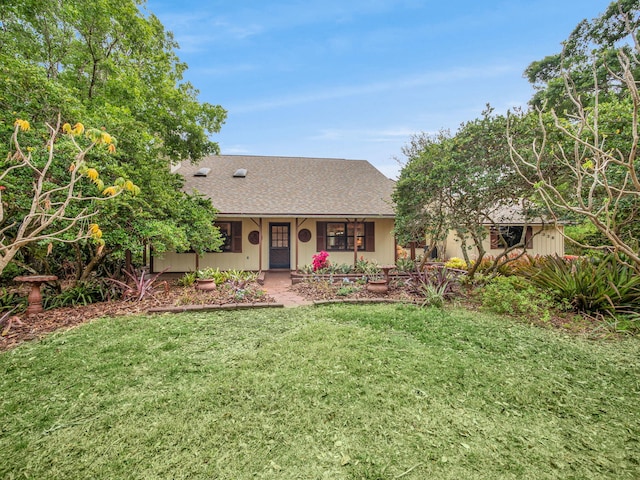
<box><xmin>108</xmin><ymin>268</ymin><xmax>169</xmax><ymax>301</ymax></box>
<box><xmin>408</xmin><ymin>265</ymin><xmax>461</xmax><ymax>304</ymax></box>
<box><xmin>522</xmin><ymin>254</ymin><xmax>640</xmax><ymax>318</ymax></box>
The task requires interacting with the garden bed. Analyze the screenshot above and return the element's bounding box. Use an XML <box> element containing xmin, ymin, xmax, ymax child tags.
<box><xmin>0</xmin><ymin>282</ymin><xmax>276</xmax><ymax>351</ymax></box>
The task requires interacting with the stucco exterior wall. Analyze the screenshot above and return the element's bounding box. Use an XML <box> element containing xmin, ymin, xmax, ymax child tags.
<box><xmin>152</xmin><ymin>217</ymin><xmax>396</xmax><ymax>273</ymax></box>
<box><xmin>295</xmin><ymin>218</ymin><xmax>396</xmax><ymax>269</ymax></box>
<box><xmin>443</xmin><ymin>225</ymin><xmax>565</xmax><ymax>260</ymax></box>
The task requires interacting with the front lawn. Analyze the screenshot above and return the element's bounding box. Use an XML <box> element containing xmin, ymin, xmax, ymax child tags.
<box><xmin>1</xmin><ymin>305</ymin><xmax>638</xmax><ymax>479</ymax></box>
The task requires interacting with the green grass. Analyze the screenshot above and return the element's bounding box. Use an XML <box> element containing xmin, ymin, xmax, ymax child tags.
<box><xmin>1</xmin><ymin>305</ymin><xmax>639</xmax><ymax>479</ymax></box>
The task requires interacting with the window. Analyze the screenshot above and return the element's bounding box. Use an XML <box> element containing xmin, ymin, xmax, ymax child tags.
<box><xmin>215</xmin><ymin>221</ymin><xmax>242</xmax><ymax>252</ymax></box>
<box><xmin>316</xmin><ymin>222</ymin><xmax>375</xmax><ymax>252</ymax></box>
<box><xmin>490</xmin><ymin>226</ymin><xmax>532</xmax><ymax>249</ymax></box>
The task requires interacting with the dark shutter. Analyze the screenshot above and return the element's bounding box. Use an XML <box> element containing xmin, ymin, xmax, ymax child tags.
<box><xmin>231</xmin><ymin>221</ymin><xmax>242</xmax><ymax>252</ymax></box>
<box><xmin>525</xmin><ymin>226</ymin><xmax>533</xmax><ymax>249</ymax></box>
<box><xmin>364</xmin><ymin>222</ymin><xmax>375</xmax><ymax>252</ymax></box>
<box><xmin>316</xmin><ymin>222</ymin><xmax>326</xmax><ymax>251</ymax></box>
<box><xmin>490</xmin><ymin>228</ymin><xmax>499</xmax><ymax>249</ymax></box>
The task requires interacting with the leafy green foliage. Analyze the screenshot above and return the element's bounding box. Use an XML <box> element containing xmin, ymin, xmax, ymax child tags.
<box><xmin>0</xmin><ymin>288</ymin><xmax>27</xmax><ymax>313</ymax></box>
<box><xmin>522</xmin><ymin>255</ymin><xmax>640</xmax><ymax>318</ymax></box>
<box><xmin>0</xmin><ymin>0</ymin><xmax>226</xmax><ymax>278</ymax></box>
<box><xmin>176</xmin><ymin>271</ymin><xmax>197</xmax><ymax>287</ymax></box>
<box><xmin>394</xmin><ymin>256</ymin><xmax>415</xmax><ymax>273</ymax></box>
<box><xmin>512</xmin><ymin>3</ymin><xmax>640</xmax><ymax>269</ymax></box>
<box><xmin>480</xmin><ymin>275</ymin><xmax>556</xmax><ymax>319</ymax></box>
<box><xmin>393</xmin><ymin>108</ymin><xmax>545</xmax><ymax>275</ymax></box>
<box><xmin>42</xmin><ymin>281</ymin><xmax>116</xmax><ymax>309</ymax></box>
<box><xmin>525</xmin><ymin>0</ymin><xmax>640</xmax><ymax>112</ymax></box>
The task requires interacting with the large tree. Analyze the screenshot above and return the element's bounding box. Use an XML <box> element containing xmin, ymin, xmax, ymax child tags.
<box><xmin>394</xmin><ymin>108</ymin><xmax>542</xmax><ymax>277</ymax></box>
<box><xmin>525</xmin><ymin>0</ymin><xmax>640</xmax><ymax>113</ymax></box>
<box><xmin>510</xmin><ymin>0</ymin><xmax>640</xmax><ymax>268</ymax></box>
<box><xmin>0</xmin><ymin>0</ymin><xmax>227</xmax><ymax>278</ymax></box>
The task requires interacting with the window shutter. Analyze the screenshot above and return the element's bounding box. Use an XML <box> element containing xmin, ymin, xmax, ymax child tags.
<box><xmin>364</xmin><ymin>222</ymin><xmax>375</xmax><ymax>252</ymax></box>
<box><xmin>525</xmin><ymin>226</ymin><xmax>533</xmax><ymax>249</ymax></box>
<box><xmin>231</xmin><ymin>221</ymin><xmax>242</xmax><ymax>252</ymax></box>
<box><xmin>490</xmin><ymin>228</ymin><xmax>499</xmax><ymax>249</ymax></box>
<box><xmin>316</xmin><ymin>222</ymin><xmax>326</xmax><ymax>251</ymax></box>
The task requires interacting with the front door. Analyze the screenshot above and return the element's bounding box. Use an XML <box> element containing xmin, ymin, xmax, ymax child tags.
<box><xmin>269</xmin><ymin>223</ymin><xmax>290</xmax><ymax>269</ymax></box>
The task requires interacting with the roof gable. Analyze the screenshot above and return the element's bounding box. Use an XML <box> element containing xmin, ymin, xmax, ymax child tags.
<box><xmin>176</xmin><ymin>155</ymin><xmax>396</xmax><ymax>217</ymax></box>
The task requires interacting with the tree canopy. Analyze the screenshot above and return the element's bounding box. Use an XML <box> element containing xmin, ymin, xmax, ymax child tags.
<box><xmin>394</xmin><ymin>0</ymin><xmax>640</xmax><ymax>271</ymax></box>
<box><xmin>0</xmin><ymin>0</ymin><xmax>227</xmax><ymax>279</ymax></box>
<box><xmin>510</xmin><ymin>0</ymin><xmax>640</xmax><ymax>268</ymax></box>
<box><xmin>393</xmin><ymin>108</ymin><xmax>543</xmax><ymax>275</ymax></box>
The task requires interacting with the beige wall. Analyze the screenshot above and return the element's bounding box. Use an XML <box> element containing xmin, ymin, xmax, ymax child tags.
<box><xmin>443</xmin><ymin>225</ymin><xmax>565</xmax><ymax>260</ymax></box>
<box><xmin>152</xmin><ymin>217</ymin><xmax>397</xmax><ymax>272</ymax></box>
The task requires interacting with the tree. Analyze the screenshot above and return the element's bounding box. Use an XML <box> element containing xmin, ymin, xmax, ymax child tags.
<box><xmin>525</xmin><ymin>0</ymin><xmax>640</xmax><ymax>112</ymax></box>
<box><xmin>0</xmin><ymin>0</ymin><xmax>227</xmax><ymax>278</ymax></box>
<box><xmin>509</xmin><ymin>2</ymin><xmax>640</xmax><ymax>269</ymax></box>
<box><xmin>0</xmin><ymin>118</ymin><xmax>137</xmax><ymax>276</ymax></box>
<box><xmin>394</xmin><ymin>108</ymin><xmax>542</xmax><ymax>277</ymax></box>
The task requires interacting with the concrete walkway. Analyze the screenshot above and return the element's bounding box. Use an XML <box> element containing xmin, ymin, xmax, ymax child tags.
<box><xmin>261</xmin><ymin>271</ymin><xmax>312</xmax><ymax>308</ymax></box>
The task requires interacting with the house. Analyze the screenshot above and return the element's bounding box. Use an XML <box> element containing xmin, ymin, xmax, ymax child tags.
<box><xmin>151</xmin><ymin>155</ymin><xmax>397</xmax><ymax>273</ymax></box>
<box><xmin>442</xmin><ymin>204</ymin><xmax>565</xmax><ymax>260</ymax></box>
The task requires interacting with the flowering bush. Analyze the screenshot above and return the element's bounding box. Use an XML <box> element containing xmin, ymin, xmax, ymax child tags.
<box><xmin>312</xmin><ymin>251</ymin><xmax>330</xmax><ymax>271</ymax></box>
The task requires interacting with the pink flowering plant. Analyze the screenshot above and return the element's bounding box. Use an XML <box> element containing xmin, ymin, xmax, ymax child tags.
<box><xmin>312</xmin><ymin>251</ymin><xmax>330</xmax><ymax>271</ymax></box>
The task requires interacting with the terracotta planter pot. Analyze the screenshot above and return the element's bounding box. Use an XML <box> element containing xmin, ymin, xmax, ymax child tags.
<box><xmin>366</xmin><ymin>279</ymin><xmax>388</xmax><ymax>294</ymax></box>
<box><xmin>195</xmin><ymin>279</ymin><xmax>217</xmax><ymax>291</ymax></box>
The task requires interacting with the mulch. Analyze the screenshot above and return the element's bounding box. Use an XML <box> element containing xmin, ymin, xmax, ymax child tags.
<box><xmin>0</xmin><ymin>283</ymin><xmax>275</xmax><ymax>352</ymax></box>
<box><xmin>0</xmin><ymin>277</ymin><xmax>608</xmax><ymax>351</ymax></box>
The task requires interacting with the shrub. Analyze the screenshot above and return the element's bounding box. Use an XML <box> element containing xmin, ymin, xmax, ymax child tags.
<box><xmin>480</xmin><ymin>275</ymin><xmax>555</xmax><ymax>319</ymax></box>
<box><xmin>336</xmin><ymin>285</ymin><xmax>360</xmax><ymax>296</ymax></box>
<box><xmin>197</xmin><ymin>267</ymin><xmax>226</xmax><ymax>284</ymax></box>
<box><xmin>43</xmin><ymin>280</ymin><xmax>114</xmax><ymax>309</ymax></box>
<box><xmin>312</xmin><ymin>251</ymin><xmax>329</xmax><ymax>271</ymax></box>
<box><xmin>108</xmin><ymin>269</ymin><xmax>169</xmax><ymax>301</ymax></box>
<box><xmin>419</xmin><ymin>283</ymin><xmax>446</xmax><ymax>308</ymax></box>
<box><xmin>444</xmin><ymin>257</ymin><xmax>467</xmax><ymax>270</ymax></box>
<box><xmin>176</xmin><ymin>271</ymin><xmax>197</xmax><ymax>287</ymax></box>
<box><xmin>522</xmin><ymin>254</ymin><xmax>640</xmax><ymax>318</ymax></box>
<box><xmin>395</xmin><ymin>257</ymin><xmax>415</xmax><ymax>273</ymax></box>
<box><xmin>472</xmin><ymin>253</ymin><xmax>536</xmax><ymax>277</ymax></box>
<box><xmin>0</xmin><ymin>288</ymin><xmax>27</xmax><ymax>313</ymax></box>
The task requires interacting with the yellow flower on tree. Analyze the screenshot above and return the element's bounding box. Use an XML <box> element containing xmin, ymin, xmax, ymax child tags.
<box><xmin>72</xmin><ymin>122</ymin><xmax>85</xmax><ymax>135</ymax></box>
<box><xmin>14</xmin><ymin>119</ymin><xmax>30</xmax><ymax>132</ymax></box>
<box><xmin>88</xmin><ymin>223</ymin><xmax>103</xmax><ymax>239</ymax></box>
<box><xmin>86</xmin><ymin>168</ymin><xmax>99</xmax><ymax>181</ymax></box>
<box><xmin>102</xmin><ymin>186</ymin><xmax>118</xmax><ymax>197</ymax></box>
<box><xmin>100</xmin><ymin>132</ymin><xmax>113</xmax><ymax>144</ymax></box>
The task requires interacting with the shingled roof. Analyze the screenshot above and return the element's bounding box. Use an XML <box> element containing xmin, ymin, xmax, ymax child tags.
<box><xmin>176</xmin><ymin>155</ymin><xmax>396</xmax><ymax>217</ymax></box>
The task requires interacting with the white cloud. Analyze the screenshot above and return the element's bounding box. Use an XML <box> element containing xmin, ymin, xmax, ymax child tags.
<box><xmin>231</xmin><ymin>64</ymin><xmax>516</xmax><ymax>113</ymax></box>
<box><xmin>310</xmin><ymin>127</ymin><xmax>416</xmax><ymax>143</ymax></box>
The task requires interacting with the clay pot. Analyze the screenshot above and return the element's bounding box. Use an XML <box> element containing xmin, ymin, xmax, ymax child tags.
<box><xmin>366</xmin><ymin>279</ymin><xmax>388</xmax><ymax>294</ymax></box>
<box><xmin>195</xmin><ymin>279</ymin><xmax>217</xmax><ymax>291</ymax></box>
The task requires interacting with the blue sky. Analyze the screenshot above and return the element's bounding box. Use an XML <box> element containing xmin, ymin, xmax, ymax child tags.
<box><xmin>143</xmin><ymin>0</ymin><xmax>610</xmax><ymax>178</ymax></box>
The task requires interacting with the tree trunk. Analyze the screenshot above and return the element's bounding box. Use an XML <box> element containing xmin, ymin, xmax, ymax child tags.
<box><xmin>78</xmin><ymin>247</ymin><xmax>109</xmax><ymax>282</ymax></box>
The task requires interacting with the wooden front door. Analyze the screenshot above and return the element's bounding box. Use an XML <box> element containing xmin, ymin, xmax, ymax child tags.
<box><xmin>269</xmin><ymin>223</ymin><xmax>290</xmax><ymax>269</ymax></box>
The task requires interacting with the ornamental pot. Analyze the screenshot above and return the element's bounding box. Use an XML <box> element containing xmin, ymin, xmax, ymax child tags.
<box><xmin>195</xmin><ymin>279</ymin><xmax>217</xmax><ymax>291</ymax></box>
<box><xmin>367</xmin><ymin>279</ymin><xmax>388</xmax><ymax>294</ymax></box>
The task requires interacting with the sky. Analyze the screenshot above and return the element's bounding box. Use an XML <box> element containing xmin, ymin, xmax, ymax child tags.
<box><xmin>142</xmin><ymin>0</ymin><xmax>611</xmax><ymax>179</ymax></box>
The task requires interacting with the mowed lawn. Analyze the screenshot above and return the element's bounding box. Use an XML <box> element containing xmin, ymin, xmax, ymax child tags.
<box><xmin>1</xmin><ymin>305</ymin><xmax>638</xmax><ymax>479</ymax></box>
